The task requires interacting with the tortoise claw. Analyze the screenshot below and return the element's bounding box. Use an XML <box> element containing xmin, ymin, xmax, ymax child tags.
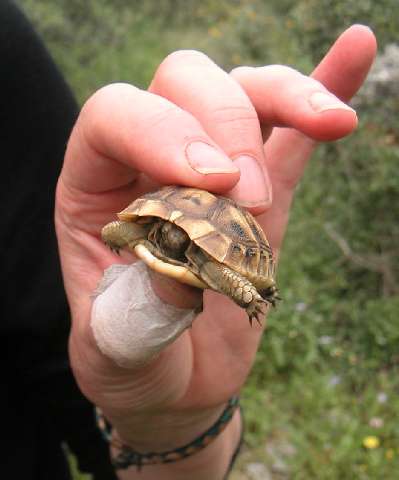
<box><xmin>248</xmin><ymin>313</ymin><xmax>263</xmax><ymax>327</ymax></box>
<box><xmin>269</xmin><ymin>296</ymin><xmax>282</xmax><ymax>307</ymax></box>
<box><xmin>247</xmin><ymin>299</ymin><xmax>267</xmax><ymax>326</ymax></box>
<box><xmin>106</xmin><ymin>243</ymin><xmax>121</xmax><ymax>255</ymax></box>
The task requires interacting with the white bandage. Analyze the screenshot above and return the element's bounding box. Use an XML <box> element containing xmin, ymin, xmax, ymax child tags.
<box><xmin>91</xmin><ymin>262</ymin><xmax>196</xmax><ymax>368</ymax></box>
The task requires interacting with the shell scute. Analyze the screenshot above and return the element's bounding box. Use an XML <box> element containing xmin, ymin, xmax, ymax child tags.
<box><xmin>117</xmin><ymin>186</ymin><xmax>275</xmax><ymax>288</ymax></box>
<box><xmin>102</xmin><ymin>185</ymin><xmax>279</xmax><ymax>321</ymax></box>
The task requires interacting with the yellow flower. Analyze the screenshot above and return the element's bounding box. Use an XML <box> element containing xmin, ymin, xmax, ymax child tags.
<box><xmin>386</xmin><ymin>449</ymin><xmax>394</xmax><ymax>460</ymax></box>
<box><xmin>363</xmin><ymin>436</ymin><xmax>380</xmax><ymax>449</ymax></box>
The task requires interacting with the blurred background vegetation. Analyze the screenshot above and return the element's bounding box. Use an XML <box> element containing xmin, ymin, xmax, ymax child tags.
<box><xmin>17</xmin><ymin>0</ymin><xmax>398</xmax><ymax>478</ymax></box>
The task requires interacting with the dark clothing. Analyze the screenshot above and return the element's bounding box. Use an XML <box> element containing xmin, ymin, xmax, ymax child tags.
<box><xmin>0</xmin><ymin>2</ymin><xmax>116</xmax><ymax>479</ymax></box>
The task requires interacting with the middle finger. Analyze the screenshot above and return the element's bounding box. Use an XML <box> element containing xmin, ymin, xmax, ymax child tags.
<box><xmin>149</xmin><ymin>50</ymin><xmax>271</xmax><ymax>213</ymax></box>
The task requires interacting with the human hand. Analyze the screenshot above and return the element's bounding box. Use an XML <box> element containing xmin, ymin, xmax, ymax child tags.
<box><xmin>55</xmin><ymin>25</ymin><xmax>376</xmax><ymax>478</ymax></box>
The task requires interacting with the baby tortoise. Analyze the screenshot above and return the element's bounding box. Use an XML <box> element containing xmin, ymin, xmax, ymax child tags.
<box><xmin>101</xmin><ymin>186</ymin><xmax>279</xmax><ymax>324</ymax></box>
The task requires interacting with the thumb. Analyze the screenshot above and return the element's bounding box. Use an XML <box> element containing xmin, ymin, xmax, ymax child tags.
<box><xmin>91</xmin><ymin>262</ymin><xmax>198</xmax><ymax>368</ymax></box>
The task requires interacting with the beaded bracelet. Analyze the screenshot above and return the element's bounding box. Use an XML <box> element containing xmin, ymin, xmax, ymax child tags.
<box><xmin>96</xmin><ymin>396</ymin><xmax>240</xmax><ymax>471</ymax></box>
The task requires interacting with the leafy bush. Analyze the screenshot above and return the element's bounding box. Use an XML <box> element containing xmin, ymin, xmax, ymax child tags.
<box><xmin>289</xmin><ymin>0</ymin><xmax>399</xmax><ymax>63</ymax></box>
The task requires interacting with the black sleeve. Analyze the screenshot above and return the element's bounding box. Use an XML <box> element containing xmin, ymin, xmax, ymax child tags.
<box><xmin>0</xmin><ymin>2</ymin><xmax>116</xmax><ymax>479</ymax></box>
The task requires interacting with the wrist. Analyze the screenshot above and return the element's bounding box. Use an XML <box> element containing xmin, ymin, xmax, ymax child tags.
<box><xmin>109</xmin><ymin>401</ymin><xmax>232</xmax><ymax>452</ymax></box>
<box><xmin>111</xmin><ymin>408</ymin><xmax>243</xmax><ymax>480</ymax></box>
<box><xmin>98</xmin><ymin>397</ymin><xmax>242</xmax><ymax>479</ymax></box>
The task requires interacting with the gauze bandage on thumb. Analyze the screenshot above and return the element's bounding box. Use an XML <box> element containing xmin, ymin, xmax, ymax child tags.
<box><xmin>91</xmin><ymin>262</ymin><xmax>196</xmax><ymax>368</ymax></box>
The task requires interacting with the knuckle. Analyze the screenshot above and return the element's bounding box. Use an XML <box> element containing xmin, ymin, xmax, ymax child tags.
<box><xmin>260</xmin><ymin>65</ymin><xmax>325</xmax><ymax>95</ymax></box>
<box><xmin>80</xmin><ymin>83</ymin><xmax>132</xmax><ymax>122</ymax></box>
<box><xmin>259</xmin><ymin>64</ymin><xmax>302</xmax><ymax>78</ymax></box>
<box><xmin>230</xmin><ymin>65</ymin><xmax>254</xmax><ymax>78</ymax></box>
<box><xmin>161</xmin><ymin>49</ymin><xmax>210</xmax><ymax>68</ymax></box>
<box><xmin>82</xmin><ymin>83</ymin><xmax>131</xmax><ymax>114</ymax></box>
<box><xmin>209</xmin><ymin>103</ymin><xmax>262</xmax><ymax>157</ymax></box>
<box><xmin>79</xmin><ymin>83</ymin><xmax>136</xmax><ymax>144</ymax></box>
<box><xmin>144</xmin><ymin>104</ymin><xmax>193</xmax><ymax>131</ymax></box>
<box><xmin>210</xmin><ymin>103</ymin><xmax>259</xmax><ymax>129</ymax></box>
<box><xmin>163</xmin><ymin>49</ymin><xmax>210</xmax><ymax>64</ymax></box>
<box><xmin>153</xmin><ymin>50</ymin><xmax>212</xmax><ymax>86</ymax></box>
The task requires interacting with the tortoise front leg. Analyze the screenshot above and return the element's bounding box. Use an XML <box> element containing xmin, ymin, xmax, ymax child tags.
<box><xmin>101</xmin><ymin>220</ymin><xmax>150</xmax><ymax>253</ymax></box>
<box><xmin>185</xmin><ymin>247</ymin><xmax>267</xmax><ymax>325</ymax></box>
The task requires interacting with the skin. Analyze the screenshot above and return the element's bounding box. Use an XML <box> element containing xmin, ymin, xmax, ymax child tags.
<box><xmin>55</xmin><ymin>25</ymin><xmax>377</xmax><ymax>479</ymax></box>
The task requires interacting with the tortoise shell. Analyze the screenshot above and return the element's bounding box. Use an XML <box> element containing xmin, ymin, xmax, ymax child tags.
<box><xmin>117</xmin><ymin>186</ymin><xmax>275</xmax><ymax>289</ymax></box>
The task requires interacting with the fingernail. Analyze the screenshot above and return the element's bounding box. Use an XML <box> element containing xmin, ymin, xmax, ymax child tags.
<box><xmin>228</xmin><ymin>155</ymin><xmax>271</xmax><ymax>207</ymax></box>
<box><xmin>186</xmin><ymin>141</ymin><xmax>240</xmax><ymax>175</ymax></box>
<box><xmin>309</xmin><ymin>92</ymin><xmax>357</xmax><ymax>114</ymax></box>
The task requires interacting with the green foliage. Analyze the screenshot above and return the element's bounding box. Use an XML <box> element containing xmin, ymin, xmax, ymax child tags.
<box><xmin>243</xmin><ymin>367</ymin><xmax>399</xmax><ymax>479</ymax></box>
<box><xmin>18</xmin><ymin>0</ymin><xmax>171</xmax><ymax>102</ymax></box>
<box><xmin>17</xmin><ymin>0</ymin><xmax>398</xmax><ymax>478</ymax></box>
<box><xmin>289</xmin><ymin>0</ymin><xmax>399</xmax><ymax>63</ymax></box>
<box><xmin>18</xmin><ymin>0</ymin><xmax>309</xmax><ymax>102</ymax></box>
<box><xmin>256</xmin><ymin>128</ymin><xmax>398</xmax><ymax>379</ymax></box>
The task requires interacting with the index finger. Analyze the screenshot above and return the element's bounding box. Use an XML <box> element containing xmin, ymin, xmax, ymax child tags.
<box><xmin>61</xmin><ymin>83</ymin><xmax>240</xmax><ymax>195</ymax></box>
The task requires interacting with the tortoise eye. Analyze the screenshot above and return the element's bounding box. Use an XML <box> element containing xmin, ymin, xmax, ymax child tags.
<box><xmin>246</xmin><ymin>248</ymin><xmax>256</xmax><ymax>257</ymax></box>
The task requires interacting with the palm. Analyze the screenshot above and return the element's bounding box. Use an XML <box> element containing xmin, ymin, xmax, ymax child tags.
<box><xmin>56</xmin><ymin>173</ymin><xmax>265</xmax><ymax>409</ymax></box>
